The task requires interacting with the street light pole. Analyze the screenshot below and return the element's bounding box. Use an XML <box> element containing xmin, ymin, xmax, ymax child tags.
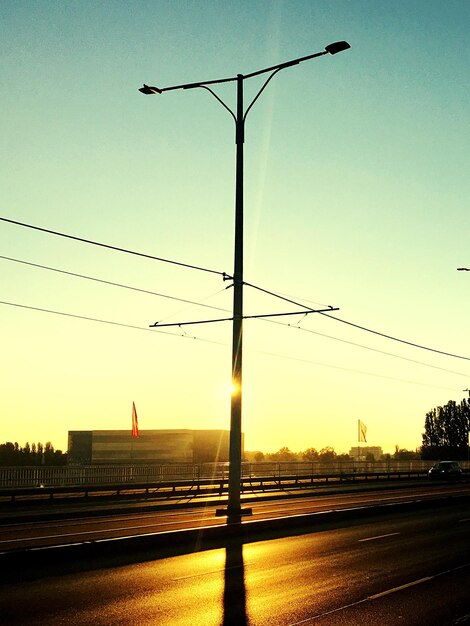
<box><xmin>139</xmin><ymin>40</ymin><xmax>350</xmax><ymax>521</ymax></box>
<box><xmin>227</xmin><ymin>74</ymin><xmax>245</xmax><ymax>517</ymax></box>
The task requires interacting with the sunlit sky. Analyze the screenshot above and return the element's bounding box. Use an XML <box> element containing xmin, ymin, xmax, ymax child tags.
<box><xmin>1</xmin><ymin>0</ymin><xmax>469</xmax><ymax>455</ymax></box>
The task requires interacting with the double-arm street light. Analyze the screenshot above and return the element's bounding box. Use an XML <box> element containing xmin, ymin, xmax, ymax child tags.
<box><xmin>139</xmin><ymin>40</ymin><xmax>350</xmax><ymax>520</ymax></box>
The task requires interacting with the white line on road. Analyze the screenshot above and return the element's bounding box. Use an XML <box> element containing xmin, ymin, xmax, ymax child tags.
<box><xmin>358</xmin><ymin>532</ymin><xmax>400</xmax><ymax>542</ymax></box>
<box><xmin>0</xmin><ymin>518</ymin><xmax>220</xmax><ymax>545</ymax></box>
<box><xmin>288</xmin><ymin>597</ymin><xmax>369</xmax><ymax>624</ymax></box>
<box><xmin>368</xmin><ymin>576</ymin><xmax>432</xmax><ymax>599</ymax></box>
<box><xmin>288</xmin><ymin>562</ymin><xmax>470</xmax><ymax>624</ymax></box>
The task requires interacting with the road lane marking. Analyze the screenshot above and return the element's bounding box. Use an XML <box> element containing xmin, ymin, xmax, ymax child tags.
<box><xmin>0</xmin><ymin>518</ymin><xmax>223</xmax><ymax>545</ymax></box>
<box><xmin>358</xmin><ymin>532</ymin><xmax>400</xmax><ymax>543</ymax></box>
<box><xmin>288</xmin><ymin>598</ymin><xmax>369</xmax><ymax>624</ymax></box>
<box><xmin>368</xmin><ymin>576</ymin><xmax>432</xmax><ymax>599</ymax></box>
<box><xmin>288</xmin><ymin>562</ymin><xmax>470</xmax><ymax>624</ymax></box>
<box><xmin>3</xmin><ymin>484</ymin><xmax>467</xmax><ymax>532</ymax></box>
<box><xmin>288</xmin><ymin>577</ymin><xmax>434</xmax><ymax>624</ymax></box>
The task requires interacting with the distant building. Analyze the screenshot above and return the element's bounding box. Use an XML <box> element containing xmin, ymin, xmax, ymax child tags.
<box><xmin>67</xmin><ymin>429</ymin><xmax>238</xmax><ymax>465</ymax></box>
<box><xmin>349</xmin><ymin>446</ymin><xmax>383</xmax><ymax>461</ymax></box>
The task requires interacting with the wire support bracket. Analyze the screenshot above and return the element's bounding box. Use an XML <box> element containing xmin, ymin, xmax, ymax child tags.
<box><xmin>149</xmin><ymin>307</ymin><xmax>339</xmax><ymax>328</ymax></box>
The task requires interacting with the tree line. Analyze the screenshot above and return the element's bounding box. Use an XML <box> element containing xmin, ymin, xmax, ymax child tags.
<box><xmin>2</xmin><ymin>396</ymin><xmax>467</xmax><ymax>467</ymax></box>
<box><xmin>422</xmin><ymin>397</ymin><xmax>470</xmax><ymax>460</ymax></box>
<box><xmin>0</xmin><ymin>442</ymin><xmax>67</xmax><ymax>466</ymax></box>
<box><xmin>245</xmin><ymin>445</ymin><xmax>420</xmax><ymax>463</ymax></box>
<box><xmin>250</xmin><ymin>397</ymin><xmax>470</xmax><ymax>463</ymax></box>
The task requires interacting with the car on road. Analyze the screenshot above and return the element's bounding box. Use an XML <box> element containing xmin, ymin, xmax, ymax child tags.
<box><xmin>428</xmin><ymin>460</ymin><xmax>463</xmax><ymax>480</ymax></box>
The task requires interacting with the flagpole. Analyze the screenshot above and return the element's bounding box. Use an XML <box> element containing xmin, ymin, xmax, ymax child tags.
<box><xmin>357</xmin><ymin>419</ymin><xmax>360</xmax><ymax>464</ymax></box>
<box><xmin>131</xmin><ymin>401</ymin><xmax>139</xmax><ymax>464</ymax></box>
<box><xmin>357</xmin><ymin>419</ymin><xmax>367</xmax><ymax>463</ymax></box>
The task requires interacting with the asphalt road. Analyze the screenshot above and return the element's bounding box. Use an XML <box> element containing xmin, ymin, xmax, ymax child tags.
<box><xmin>1</xmin><ymin>501</ymin><xmax>470</xmax><ymax>625</ymax></box>
<box><xmin>1</xmin><ymin>481</ymin><xmax>469</xmax><ymax>552</ymax></box>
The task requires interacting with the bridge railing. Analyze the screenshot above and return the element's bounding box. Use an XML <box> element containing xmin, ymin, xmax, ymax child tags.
<box><xmin>1</xmin><ymin>460</ymin><xmax>467</xmax><ymax>489</ymax></box>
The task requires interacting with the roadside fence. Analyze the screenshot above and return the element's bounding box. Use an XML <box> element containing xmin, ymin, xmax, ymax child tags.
<box><xmin>1</xmin><ymin>460</ymin><xmax>467</xmax><ymax>489</ymax></box>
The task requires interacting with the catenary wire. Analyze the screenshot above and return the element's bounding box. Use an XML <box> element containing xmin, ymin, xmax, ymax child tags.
<box><xmin>254</xmin><ymin>347</ymin><xmax>461</xmax><ymax>392</ymax></box>
<box><xmin>245</xmin><ymin>281</ymin><xmax>470</xmax><ymax>362</ymax></box>
<box><xmin>244</xmin><ymin>280</ymin><xmax>331</xmax><ymax>311</ymax></box>
<box><xmin>0</xmin><ymin>299</ymin><xmax>464</xmax><ymax>393</ymax></box>
<box><xmin>262</xmin><ymin>318</ymin><xmax>470</xmax><ymax>378</ymax></box>
<box><xmin>2</xmin><ymin>218</ymin><xmax>468</xmax><ymax>363</ymax></box>
<box><xmin>0</xmin><ymin>254</ymin><xmax>229</xmax><ymax>313</ymax></box>
<box><xmin>321</xmin><ymin>312</ymin><xmax>470</xmax><ymax>362</ymax></box>
<box><xmin>2</xmin><ymin>250</ymin><xmax>468</xmax><ymax>375</ymax></box>
<box><xmin>0</xmin><ymin>216</ymin><xmax>231</xmax><ymax>280</ymax></box>
<box><xmin>0</xmin><ymin>300</ymin><xmax>225</xmax><ymax>345</ymax></box>
<box><xmin>4</xmin><ymin>215</ymin><xmax>467</xmax><ymax>360</ymax></box>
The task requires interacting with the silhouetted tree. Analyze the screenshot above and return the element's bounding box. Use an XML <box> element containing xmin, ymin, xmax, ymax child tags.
<box><xmin>318</xmin><ymin>447</ymin><xmax>336</xmax><ymax>462</ymax></box>
<box><xmin>0</xmin><ymin>441</ymin><xmax>67</xmax><ymax>466</ymax></box>
<box><xmin>302</xmin><ymin>448</ymin><xmax>319</xmax><ymax>461</ymax></box>
<box><xmin>0</xmin><ymin>442</ymin><xmax>17</xmax><ymax>465</ymax></box>
<box><xmin>393</xmin><ymin>447</ymin><xmax>420</xmax><ymax>460</ymax></box>
<box><xmin>422</xmin><ymin>398</ymin><xmax>470</xmax><ymax>460</ymax></box>
<box><xmin>267</xmin><ymin>447</ymin><xmax>298</xmax><ymax>462</ymax></box>
<box><xmin>250</xmin><ymin>446</ymin><xmax>356</xmax><ymax>464</ymax></box>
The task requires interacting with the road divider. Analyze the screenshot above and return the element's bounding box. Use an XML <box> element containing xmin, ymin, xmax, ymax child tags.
<box><xmin>1</xmin><ymin>491</ymin><xmax>469</xmax><ymax>578</ymax></box>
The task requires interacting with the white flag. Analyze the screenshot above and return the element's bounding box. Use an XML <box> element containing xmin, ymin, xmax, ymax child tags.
<box><xmin>358</xmin><ymin>419</ymin><xmax>367</xmax><ymax>443</ymax></box>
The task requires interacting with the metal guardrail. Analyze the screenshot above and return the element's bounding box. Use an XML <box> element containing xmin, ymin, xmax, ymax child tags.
<box><xmin>1</xmin><ymin>464</ymin><xmax>467</xmax><ymax>505</ymax></box>
<box><xmin>0</xmin><ymin>470</ymin><xmax>435</xmax><ymax>503</ymax></box>
<box><xmin>0</xmin><ymin>460</ymin><xmax>456</xmax><ymax>489</ymax></box>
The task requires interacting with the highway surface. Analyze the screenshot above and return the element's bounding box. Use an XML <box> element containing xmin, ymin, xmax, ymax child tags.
<box><xmin>1</xmin><ymin>481</ymin><xmax>469</xmax><ymax>552</ymax></box>
<box><xmin>0</xmin><ymin>502</ymin><xmax>469</xmax><ymax>625</ymax></box>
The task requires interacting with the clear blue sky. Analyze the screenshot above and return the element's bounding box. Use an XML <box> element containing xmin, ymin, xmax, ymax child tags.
<box><xmin>1</xmin><ymin>0</ymin><xmax>469</xmax><ymax>454</ymax></box>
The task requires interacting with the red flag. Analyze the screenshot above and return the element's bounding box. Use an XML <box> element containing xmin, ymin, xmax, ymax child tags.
<box><xmin>132</xmin><ymin>402</ymin><xmax>139</xmax><ymax>438</ymax></box>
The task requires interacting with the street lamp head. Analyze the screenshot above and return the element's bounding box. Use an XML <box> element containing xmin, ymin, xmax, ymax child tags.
<box><xmin>457</xmin><ymin>267</ymin><xmax>470</xmax><ymax>271</ymax></box>
<box><xmin>139</xmin><ymin>84</ymin><xmax>162</xmax><ymax>95</ymax></box>
<box><xmin>325</xmin><ymin>41</ymin><xmax>351</xmax><ymax>55</ymax></box>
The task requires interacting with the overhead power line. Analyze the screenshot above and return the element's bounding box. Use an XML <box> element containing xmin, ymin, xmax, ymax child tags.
<box><xmin>321</xmin><ymin>313</ymin><xmax>470</xmax><ymax>362</ymax></box>
<box><xmin>0</xmin><ymin>300</ymin><xmax>225</xmax><ymax>345</ymax></box>
<box><xmin>2</xmin><ymin>217</ymin><xmax>468</xmax><ymax>362</ymax></box>
<box><xmin>0</xmin><ymin>299</ymin><xmax>461</xmax><ymax>393</ymax></box>
<box><xmin>265</xmin><ymin>319</ymin><xmax>470</xmax><ymax>378</ymax></box>
<box><xmin>246</xmin><ymin>281</ymin><xmax>470</xmax><ymax>362</ymax></box>
<box><xmin>4</xmin><ymin>252</ymin><xmax>467</xmax><ymax>377</ymax></box>
<box><xmin>0</xmin><ymin>254</ymin><xmax>229</xmax><ymax>313</ymax></box>
<box><xmin>6</xmin><ymin>251</ymin><xmax>462</xmax><ymax>375</ymax></box>
<box><xmin>255</xmin><ymin>348</ymin><xmax>462</xmax><ymax>393</ymax></box>
<box><xmin>244</xmin><ymin>281</ymin><xmax>334</xmax><ymax>311</ymax></box>
<box><xmin>0</xmin><ymin>216</ymin><xmax>230</xmax><ymax>280</ymax></box>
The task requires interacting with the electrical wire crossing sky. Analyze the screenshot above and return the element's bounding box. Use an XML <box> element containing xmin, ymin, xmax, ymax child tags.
<box><xmin>1</xmin><ymin>0</ymin><xmax>469</xmax><ymax>454</ymax></box>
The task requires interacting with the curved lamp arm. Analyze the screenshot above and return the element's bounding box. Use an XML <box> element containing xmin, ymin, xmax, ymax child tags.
<box><xmin>199</xmin><ymin>85</ymin><xmax>237</xmax><ymax>124</ymax></box>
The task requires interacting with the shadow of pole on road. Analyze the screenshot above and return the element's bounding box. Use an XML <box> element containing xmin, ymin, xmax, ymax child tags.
<box><xmin>223</xmin><ymin>536</ymin><xmax>248</xmax><ymax>626</ymax></box>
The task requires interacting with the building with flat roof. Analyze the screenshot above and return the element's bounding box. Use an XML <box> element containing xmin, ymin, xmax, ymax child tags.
<box><xmin>67</xmin><ymin>429</ymin><xmax>238</xmax><ymax>465</ymax></box>
<box><xmin>349</xmin><ymin>446</ymin><xmax>383</xmax><ymax>461</ymax></box>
